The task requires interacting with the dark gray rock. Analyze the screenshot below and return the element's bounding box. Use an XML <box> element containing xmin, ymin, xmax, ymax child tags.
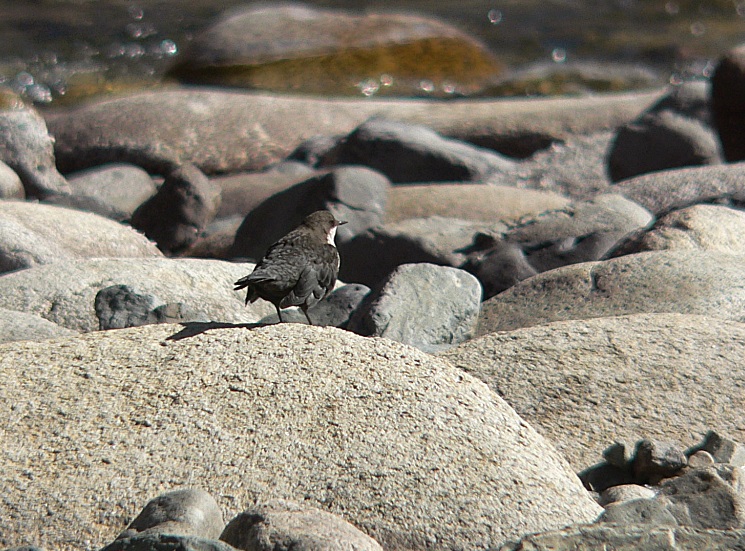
<box><xmin>131</xmin><ymin>164</ymin><xmax>221</xmax><ymax>254</ymax></box>
<box><xmin>607</xmin><ymin>110</ymin><xmax>721</xmax><ymax>183</ymax></box>
<box><xmin>500</xmin><ymin>524</ymin><xmax>745</xmax><ymax>551</ymax></box>
<box><xmin>460</xmin><ymin>237</ymin><xmax>538</xmax><ymax>299</ymax></box>
<box><xmin>632</xmin><ymin>439</ymin><xmax>688</xmax><ymax>484</ymax></box>
<box><xmin>347</xmin><ymin>263</ymin><xmax>482</xmax><ymax>352</ymax></box>
<box><xmin>711</xmin><ymin>43</ymin><xmax>745</xmax><ymax>162</ymax></box>
<box><xmin>649</xmin><ymin>81</ymin><xmax>712</xmax><ymax>124</ymax></box>
<box><xmin>0</xmin><ymin>103</ymin><xmax>70</xmax><ymax>198</ymax></box>
<box><xmin>101</xmin><ymin>534</ymin><xmax>237</xmax><ymax>551</ymax></box>
<box><xmin>117</xmin><ymin>488</ymin><xmax>223</xmax><ymax>540</ymax></box>
<box><xmin>258</xmin><ymin>283</ymin><xmax>370</xmax><ymax>327</ymax></box>
<box><xmin>231</xmin><ymin>166</ymin><xmax>389</xmax><ymax>260</ymax></box>
<box><xmin>220</xmin><ymin>499</ymin><xmax>383</xmax><ymax>551</ymax></box>
<box><xmin>697</xmin><ymin>431</ymin><xmax>745</xmax><ymax>467</ymax></box>
<box><xmin>323</xmin><ymin>118</ymin><xmax>514</xmax><ymax>183</ymax></box>
<box><xmin>0</xmin><ymin>161</ymin><xmax>24</xmax><ymax>199</ymax></box>
<box><xmin>612</xmin><ymin>161</ymin><xmax>745</xmax><ymax>216</ymax></box>
<box><xmin>66</xmin><ymin>163</ymin><xmax>158</xmax><ymax>219</ymax></box>
<box><xmin>339</xmin><ymin>216</ymin><xmax>505</xmax><ymax>288</ymax></box>
<box><xmin>578</xmin><ymin>463</ymin><xmax>636</xmax><ymax>494</ymax></box>
<box><xmin>603</xmin><ymin>441</ymin><xmax>636</xmax><ymax>470</ymax></box>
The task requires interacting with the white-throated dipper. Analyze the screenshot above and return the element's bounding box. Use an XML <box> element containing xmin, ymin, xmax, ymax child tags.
<box><xmin>234</xmin><ymin>210</ymin><xmax>346</xmax><ymax>324</ymax></box>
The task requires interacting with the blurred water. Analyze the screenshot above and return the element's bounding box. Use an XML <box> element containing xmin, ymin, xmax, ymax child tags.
<box><xmin>1</xmin><ymin>0</ymin><xmax>745</xmax><ymax>104</ymax></box>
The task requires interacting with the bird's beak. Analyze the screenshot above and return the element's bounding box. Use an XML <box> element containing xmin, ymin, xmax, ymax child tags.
<box><xmin>338</xmin><ymin>220</ymin><xmax>348</xmax><ymax>226</ymax></box>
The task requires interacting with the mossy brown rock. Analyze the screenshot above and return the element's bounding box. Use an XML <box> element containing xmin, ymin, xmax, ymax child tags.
<box><xmin>167</xmin><ymin>4</ymin><xmax>503</xmax><ymax>97</ymax></box>
<box><xmin>0</xmin><ymin>324</ymin><xmax>601</xmax><ymax>550</ymax></box>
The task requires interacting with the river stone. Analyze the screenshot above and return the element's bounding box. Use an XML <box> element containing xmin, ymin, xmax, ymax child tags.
<box><xmin>476</xmin><ymin>250</ymin><xmax>745</xmax><ymax>335</ymax></box>
<box><xmin>257</xmin><ymin>283</ymin><xmax>370</xmax><ymax>327</ymax></box>
<box><xmin>347</xmin><ymin>263</ymin><xmax>482</xmax><ymax>352</ymax></box>
<box><xmin>231</xmin><ymin>166</ymin><xmax>389</xmax><ymax>260</ymax></box>
<box><xmin>0</xmin><ymin>161</ymin><xmax>24</xmax><ymax>199</ymax></box>
<box><xmin>46</xmin><ymin>88</ymin><xmax>662</xmax><ymax>175</ymax></box>
<box><xmin>0</xmin><ymin>102</ymin><xmax>69</xmax><ymax>198</ymax></box>
<box><xmin>117</xmin><ymin>488</ymin><xmax>223</xmax><ymax>540</ymax></box>
<box><xmin>607</xmin><ymin>204</ymin><xmax>745</xmax><ymax>257</ymax></box>
<box><xmin>0</xmin><ymin>257</ymin><xmax>273</xmax><ymax>331</ymax></box>
<box><xmin>441</xmin><ymin>313</ymin><xmax>745</xmax><ymax>470</ymax></box>
<box><xmin>131</xmin><ymin>164</ymin><xmax>221</xmax><ymax>255</ymax></box>
<box><xmin>612</xmin><ymin>163</ymin><xmax>745</xmax><ymax>215</ymax></box>
<box><xmin>167</xmin><ymin>4</ymin><xmax>503</xmax><ymax>98</ymax></box>
<box><xmin>0</xmin><ymin>200</ymin><xmax>162</xmax><ymax>274</ymax></box>
<box><xmin>339</xmin><ymin>216</ymin><xmax>506</xmax><ymax>288</ymax></box>
<box><xmin>500</xmin><ymin>524</ymin><xmax>745</xmax><ymax>551</ymax></box>
<box><xmin>0</xmin><ymin>323</ymin><xmax>602</xmax><ymax>550</ymax></box>
<box><xmin>711</xmin><ymin>43</ymin><xmax>745</xmax><ymax>162</ymax></box>
<box><xmin>385</xmin><ymin>183</ymin><xmax>570</xmax><ymax>223</ymax></box>
<box><xmin>0</xmin><ymin>307</ymin><xmax>78</xmax><ymax>343</ymax></box>
<box><xmin>323</xmin><ymin>118</ymin><xmax>514</xmax><ymax>183</ymax></box>
<box><xmin>66</xmin><ymin>163</ymin><xmax>157</xmax><ymax>218</ymax></box>
<box><xmin>220</xmin><ymin>499</ymin><xmax>383</xmax><ymax>551</ymax></box>
<box><xmin>598</xmin><ymin>484</ymin><xmax>657</xmax><ymax>507</ymax></box>
<box><xmin>213</xmin><ymin>163</ymin><xmax>316</xmax><ymax>220</ymax></box>
<box><xmin>460</xmin><ymin>238</ymin><xmax>539</xmax><ymax>299</ymax></box>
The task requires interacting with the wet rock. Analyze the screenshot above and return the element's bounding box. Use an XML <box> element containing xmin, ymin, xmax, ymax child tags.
<box><xmin>347</xmin><ymin>263</ymin><xmax>481</xmax><ymax>352</ymax></box>
<box><xmin>0</xmin><ymin>307</ymin><xmax>78</xmax><ymax>343</ymax></box>
<box><xmin>231</xmin><ymin>166</ymin><xmax>389</xmax><ymax>260</ymax></box>
<box><xmin>608</xmin><ymin>82</ymin><xmax>721</xmax><ymax>182</ymax></box>
<box><xmin>94</xmin><ymin>285</ymin><xmax>208</xmax><ymax>330</ymax></box>
<box><xmin>0</xmin><ymin>257</ymin><xmax>273</xmax><ymax>331</ymax></box>
<box><xmin>607</xmin><ymin>204</ymin><xmax>745</xmax><ymax>257</ymax></box>
<box><xmin>45</xmin><ymin>88</ymin><xmax>660</xmax><ymax>175</ymax></box>
<box><xmin>632</xmin><ymin>439</ymin><xmax>688</xmax><ymax>484</ymax></box>
<box><xmin>258</xmin><ymin>283</ymin><xmax>370</xmax><ymax>327</ymax></box>
<box><xmin>711</xmin><ymin>43</ymin><xmax>745</xmax><ymax>162</ymax></box>
<box><xmin>167</xmin><ymin>4</ymin><xmax>503</xmax><ymax>98</ymax></box>
<box><xmin>612</xmin><ymin>162</ymin><xmax>745</xmax><ymax>215</ymax></box>
<box><xmin>131</xmin><ymin>164</ymin><xmax>221</xmax><ymax>255</ymax></box>
<box><xmin>220</xmin><ymin>499</ymin><xmax>382</xmax><ymax>551</ymax></box>
<box><xmin>476</xmin><ymin>251</ymin><xmax>745</xmax><ymax>335</ymax></box>
<box><xmin>0</xmin><ymin>200</ymin><xmax>161</xmax><ymax>275</ymax></box>
<box><xmin>0</xmin><ymin>161</ymin><xmax>24</xmax><ymax>199</ymax></box>
<box><xmin>66</xmin><ymin>163</ymin><xmax>158</xmax><ymax>219</ymax></box>
<box><xmin>0</xmin><ymin>323</ymin><xmax>602</xmax><ymax>550</ymax></box>
<box><xmin>441</xmin><ymin>313</ymin><xmax>745</xmax><ymax>470</ymax></box>
<box><xmin>117</xmin><ymin>488</ymin><xmax>223</xmax><ymax>540</ymax></box>
<box><xmin>0</xmin><ymin>103</ymin><xmax>69</xmax><ymax>198</ymax></box>
<box><xmin>385</xmin><ymin>183</ymin><xmax>570</xmax><ymax>223</ymax></box>
<box><xmin>339</xmin><ymin>216</ymin><xmax>505</xmax><ymax>288</ymax></box>
<box><xmin>323</xmin><ymin>118</ymin><xmax>514</xmax><ymax>183</ymax></box>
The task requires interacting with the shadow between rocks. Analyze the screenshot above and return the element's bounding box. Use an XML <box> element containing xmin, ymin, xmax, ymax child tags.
<box><xmin>166</xmin><ymin>321</ymin><xmax>269</xmax><ymax>341</ymax></box>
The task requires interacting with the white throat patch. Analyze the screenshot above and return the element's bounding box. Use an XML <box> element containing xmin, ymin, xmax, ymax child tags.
<box><xmin>327</xmin><ymin>226</ymin><xmax>338</xmax><ymax>246</ymax></box>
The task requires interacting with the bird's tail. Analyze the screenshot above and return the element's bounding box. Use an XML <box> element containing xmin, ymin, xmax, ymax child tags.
<box><xmin>233</xmin><ymin>276</ymin><xmax>258</xmax><ymax>305</ymax></box>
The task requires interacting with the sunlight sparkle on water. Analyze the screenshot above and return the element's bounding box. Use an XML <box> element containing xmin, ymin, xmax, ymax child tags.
<box><xmin>487</xmin><ymin>9</ymin><xmax>503</xmax><ymax>24</ymax></box>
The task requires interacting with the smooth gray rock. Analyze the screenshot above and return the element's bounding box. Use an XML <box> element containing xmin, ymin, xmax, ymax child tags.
<box><xmin>460</xmin><ymin>237</ymin><xmax>538</xmax><ymax>299</ymax></box>
<box><xmin>0</xmin><ymin>103</ymin><xmax>69</xmax><ymax>198</ymax></box>
<box><xmin>323</xmin><ymin>118</ymin><xmax>514</xmax><ymax>183</ymax></box>
<box><xmin>476</xmin><ymin>250</ymin><xmax>745</xmax><ymax>335</ymax></box>
<box><xmin>220</xmin><ymin>499</ymin><xmax>382</xmax><ymax>551</ymax></box>
<box><xmin>601</xmin><ymin>497</ymin><xmax>680</xmax><ymax>527</ymax></box>
<box><xmin>41</xmin><ymin>192</ymin><xmax>129</xmax><ymax>221</ymax></box>
<box><xmin>608</xmin><ymin>204</ymin><xmax>745</xmax><ymax>257</ymax></box>
<box><xmin>66</xmin><ymin>163</ymin><xmax>158</xmax><ymax>218</ymax></box>
<box><xmin>339</xmin><ymin>216</ymin><xmax>506</xmax><ymax>287</ymax></box>
<box><xmin>0</xmin><ymin>323</ymin><xmax>602</xmax><ymax>550</ymax></box>
<box><xmin>0</xmin><ymin>257</ymin><xmax>273</xmax><ymax>331</ymax></box>
<box><xmin>347</xmin><ymin>263</ymin><xmax>482</xmax><ymax>351</ymax></box>
<box><xmin>117</xmin><ymin>488</ymin><xmax>223</xmax><ymax>540</ymax></box>
<box><xmin>0</xmin><ymin>200</ymin><xmax>162</xmax><ymax>275</ymax></box>
<box><xmin>102</xmin><ymin>534</ymin><xmax>237</xmax><ymax>551</ymax></box>
<box><xmin>441</xmin><ymin>313</ymin><xmax>745</xmax><ymax>470</ymax></box>
<box><xmin>598</xmin><ymin>484</ymin><xmax>657</xmax><ymax>507</ymax></box>
<box><xmin>131</xmin><ymin>164</ymin><xmax>221</xmax><ymax>255</ymax></box>
<box><xmin>500</xmin><ymin>524</ymin><xmax>745</xmax><ymax>551</ymax></box>
<box><xmin>0</xmin><ymin>307</ymin><xmax>78</xmax><ymax>343</ymax></box>
<box><xmin>46</xmin><ymin>88</ymin><xmax>661</xmax><ymax>175</ymax></box>
<box><xmin>612</xmin><ymin>163</ymin><xmax>745</xmax><ymax>215</ymax></box>
<box><xmin>0</xmin><ymin>161</ymin><xmax>24</xmax><ymax>199</ymax></box>
<box><xmin>698</xmin><ymin>431</ymin><xmax>745</xmax><ymax>467</ymax></box>
<box><xmin>231</xmin><ymin>166</ymin><xmax>389</xmax><ymax>260</ymax></box>
<box><xmin>258</xmin><ymin>283</ymin><xmax>370</xmax><ymax>327</ymax></box>
<box><xmin>608</xmin><ymin>107</ymin><xmax>721</xmax><ymax>183</ymax></box>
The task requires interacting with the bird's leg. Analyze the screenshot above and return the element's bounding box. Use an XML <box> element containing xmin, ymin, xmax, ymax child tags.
<box><xmin>302</xmin><ymin>307</ymin><xmax>314</xmax><ymax>325</ymax></box>
<box><xmin>275</xmin><ymin>305</ymin><xmax>284</xmax><ymax>323</ymax></box>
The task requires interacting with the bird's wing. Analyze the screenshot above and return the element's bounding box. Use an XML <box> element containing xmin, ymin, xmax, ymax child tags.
<box><xmin>278</xmin><ymin>246</ymin><xmax>339</xmax><ymax>309</ymax></box>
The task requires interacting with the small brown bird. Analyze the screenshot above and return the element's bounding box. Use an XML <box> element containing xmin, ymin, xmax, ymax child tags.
<box><xmin>234</xmin><ymin>210</ymin><xmax>346</xmax><ymax>324</ymax></box>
